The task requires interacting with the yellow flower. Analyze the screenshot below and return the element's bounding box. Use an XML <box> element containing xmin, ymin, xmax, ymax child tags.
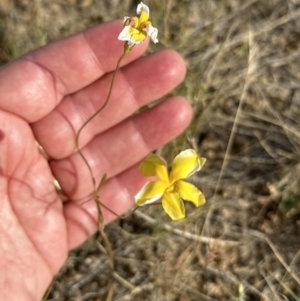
<box><xmin>135</xmin><ymin>149</ymin><xmax>206</xmax><ymax>221</ymax></box>
<box><xmin>118</xmin><ymin>2</ymin><xmax>158</xmax><ymax>47</ymax></box>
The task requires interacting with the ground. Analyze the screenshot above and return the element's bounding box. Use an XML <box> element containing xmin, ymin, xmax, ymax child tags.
<box><xmin>1</xmin><ymin>0</ymin><xmax>300</xmax><ymax>300</ymax></box>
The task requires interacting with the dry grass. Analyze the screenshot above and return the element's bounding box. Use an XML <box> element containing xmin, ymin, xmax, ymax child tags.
<box><xmin>1</xmin><ymin>0</ymin><xmax>300</xmax><ymax>300</ymax></box>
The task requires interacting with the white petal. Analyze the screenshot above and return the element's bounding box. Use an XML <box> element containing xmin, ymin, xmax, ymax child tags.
<box><xmin>146</xmin><ymin>25</ymin><xmax>159</xmax><ymax>43</ymax></box>
<box><xmin>118</xmin><ymin>26</ymin><xmax>144</xmax><ymax>46</ymax></box>
<box><xmin>137</xmin><ymin>2</ymin><xmax>150</xmax><ymax>16</ymax></box>
<box><xmin>118</xmin><ymin>26</ymin><xmax>131</xmax><ymax>41</ymax></box>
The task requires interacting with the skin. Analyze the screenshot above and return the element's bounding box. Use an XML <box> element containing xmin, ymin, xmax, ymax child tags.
<box><xmin>0</xmin><ymin>20</ymin><xmax>191</xmax><ymax>301</ymax></box>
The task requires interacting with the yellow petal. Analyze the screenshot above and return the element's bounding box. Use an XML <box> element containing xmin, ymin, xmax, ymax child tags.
<box><xmin>139</xmin><ymin>154</ymin><xmax>169</xmax><ymax>183</ymax></box>
<box><xmin>162</xmin><ymin>192</ymin><xmax>185</xmax><ymax>221</ymax></box>
<box><xmin>128</xmin><ymin>27</ymin><xmax>147</xmax><ymax>43</ymax></box>
<box><xmin>169</xmin><ymin>149</ymin><xmax>206</xmax><ymax>183</ymax></box>
<box><xmin>174</xmin><ymin>180</ymin><xmax>206</xmax><ymax>207</ymax></box>
<box><xmin>137</xmin><ymin>2</ymin><xmax>150</xmax><ymax>17</ymax></box>
<box><xmin>135</xmin><ymin>180</ymin><xmax>167</xmax><ymax>206</ymax></box>
<box><xmin>139</xmin><ymin>10</ymin><xmax>149</xmax><ymax>24</ymax></box>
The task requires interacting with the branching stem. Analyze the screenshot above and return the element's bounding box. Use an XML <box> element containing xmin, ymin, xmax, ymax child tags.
<box><xmin>74</xmin><ymin>48</ymin><xmax>130</xmax><ymax>301</ymax></box>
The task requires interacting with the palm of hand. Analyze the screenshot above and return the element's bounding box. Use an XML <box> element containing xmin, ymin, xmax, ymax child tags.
<box><xmin>0</xmin><ymin>21</ymin><xmax>190</xmax><ymax>300</ymax></box>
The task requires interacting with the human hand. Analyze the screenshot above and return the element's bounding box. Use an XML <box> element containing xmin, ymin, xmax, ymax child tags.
<box><xmin>0</xmin><ymin>20</ymin><xmax>191</xmax><ymax>300</ymax></box>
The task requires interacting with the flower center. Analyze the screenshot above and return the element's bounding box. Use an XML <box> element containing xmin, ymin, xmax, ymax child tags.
<box><xmin>165</xmin><ymin>184</ymin><xmax>175</xmax><ymax>194</ymax></box>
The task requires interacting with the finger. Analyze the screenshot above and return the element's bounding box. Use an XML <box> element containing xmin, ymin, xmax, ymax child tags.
<box><xmin>31</xmin><ymin>49</ymin><xmax>186</xmax><ymax>159</ymax></box>
<box><xmin>0</xmin><ymin>20</ymin><xmax>148</xmax><ymax>123</ymax></box>
<box><xmin>51</xmin><ymin>97</ymin><xmax>192</xmax><ymax>200</ymax></box>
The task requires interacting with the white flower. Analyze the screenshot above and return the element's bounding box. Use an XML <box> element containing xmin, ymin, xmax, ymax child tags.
<box><xmin>118</xmin><ymin>2</ymin><xmax>158</xmax><ymax>47</ymax></box>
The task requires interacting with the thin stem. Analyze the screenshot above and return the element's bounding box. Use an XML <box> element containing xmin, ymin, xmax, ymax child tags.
<box><xmin>75</xmin><ymin>51</ymin><xmax>128</xmax><ymax>195</ymax></box>
<box><xmin>74</xmin><ymin>50</ymin><xmax>128</xmax><ymax>301</ymax></box>
<box><xmin>96</xmin><ymin>193</ymin><xmax>115</xmax><ymax>301</ymax></box>
<box><xmin>42</xmin><ymin>278</ymin><xmax>54</xmax><ymax>301</ymax></box>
